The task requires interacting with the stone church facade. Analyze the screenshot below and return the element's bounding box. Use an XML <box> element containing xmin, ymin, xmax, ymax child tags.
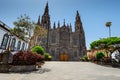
<box><xmin>37</xmin><ymin>3</ymin><xmax>86</xmax><ymax>61</ymax></box>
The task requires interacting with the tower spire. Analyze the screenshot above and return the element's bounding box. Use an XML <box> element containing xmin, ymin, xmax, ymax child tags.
<box><xmin>75</xmin><ymin>10</ymin><xmax>82</xmax><ymax>31</ymax></box>
<box><xmin>63</xmin><ymin>19</ymin><xmax>66</xmax><ymax>26</ymax></box>
<box><xmin>53</xmin><ymin>22</ymin><xmax>56</xmax><ymax>29</ymax></box>
<box><xmin>58</xmin><ymin>21</ymin><xmax>60</xmax><ymax>28</ymax></box>
<box><xmin>69</xmin><ymin>23</ymin><xmax>72</xmax><ymax>32</ymax></box>
<box><xmin>41</xmin><ymin>2</ymin><xmax>51</xmax><ymax>29</ymax></box>
<box><xmin>44</xmin><ymin>2</ymin><xmax>49</xmax><ymax>15</ymax></box>
<box><xmin>37</xmin><ymin>15</ymin><xmax>41</xmax><ymax>26</ymax></box>
<box><xmin>70</xmin><ymin>23</ymin><xmax>72</xmax><ymax>29</ymax></box>
<box><xmin>76</xmin><ymin>10</ymin><xmax>81</xmax><ymax>22</ymax></box>
<box><xmin>41</xmin><ymin>2</ymin><xmax>51</xmax><ymax>53</ymax></box>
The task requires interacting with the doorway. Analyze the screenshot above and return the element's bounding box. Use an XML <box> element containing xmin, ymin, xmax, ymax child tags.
<box><xmin>60</xmin><ymin>53</ymin><xmax>68</xmax><ymax>61</ymax></box>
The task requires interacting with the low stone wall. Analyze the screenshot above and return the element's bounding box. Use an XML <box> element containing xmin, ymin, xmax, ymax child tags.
<box><xmin>0</xmin><ymin>64</ymin><xmax>9</xmax><ymax>73</ymax></box>
<box><xmin>9</xmin><ymin>65</ymin><xmax>36</xmax><ymax>72</ymax></box>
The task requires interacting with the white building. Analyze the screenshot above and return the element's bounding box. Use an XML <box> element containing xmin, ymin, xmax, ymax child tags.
<box><xmin>0</xmin><ymin>20</ymin><xmax>28</xmax><ymax>53</ymax></box>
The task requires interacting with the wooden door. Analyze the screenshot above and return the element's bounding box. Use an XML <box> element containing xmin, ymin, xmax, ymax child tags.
<box><xmin>60</xmin><ymin>53</ymin><xmax>68</xmax><ymax>61</ymax></box>
<box><xmin>60</xmin><ymin>54</ymin><xmax>63</xmax><ymax>61</ymax></box>
<box><xmin>64</xmin><ymin>54</ymin><xmax>68</xmax><ymax>61</ymax></box>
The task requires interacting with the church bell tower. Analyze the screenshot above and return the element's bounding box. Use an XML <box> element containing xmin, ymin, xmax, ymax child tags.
<box><xmin>41</xmin><ymin>2</ymin><xmax>51</xmax><ymax>30</ymax></box>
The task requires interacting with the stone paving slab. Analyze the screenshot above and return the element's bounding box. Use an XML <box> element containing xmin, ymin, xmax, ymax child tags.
<box><xmin>0</xmin><ymin>62</ymin><xmax>120</xmax><ymax>80</ymax></box>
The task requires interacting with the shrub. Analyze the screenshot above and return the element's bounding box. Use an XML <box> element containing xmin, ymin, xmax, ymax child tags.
<box><xmin>12</xmin><ymin>51</ymin><xmax>44</xmax><ymax>65</ymax></box>
<box><xmin>96</xmin><ymin>52</ymin><xmax>104</xmax><ymax>61</ymax></box>
<box><xmin>100</xmin><ymin>57</ymin><xmax>111</xmax><ymax>64</ymax></box>
<box><xmin>91</xmin><ymin>57</ymin><xmax>97</xmax><ymax>62</ymax></box>
<box><xmin>44</xmin><ymin>53</ymin><xmax>52</xmax><ymax>61</ymax></box>
<box><xmin>32</xmin><ymin>46</ymin><xmax>45</xmax><ymax>55</ymax></box>
<box><xmin>80</xmin><ymin>55</ymin><xmax>89</xmax><ymax>61</ymax></box>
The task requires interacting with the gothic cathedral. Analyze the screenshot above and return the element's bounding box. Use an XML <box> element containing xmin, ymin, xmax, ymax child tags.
<box><xmin>37</xmin><ymin>2</ymin><xmax>86</xmax><ymax>61</ymax></box>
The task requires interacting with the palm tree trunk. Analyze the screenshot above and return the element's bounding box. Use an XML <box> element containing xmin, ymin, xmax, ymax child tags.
<box><xmin>109</xmin><ymin>26</ymin><xmax>111</xmax><ymax>37</ymax></box>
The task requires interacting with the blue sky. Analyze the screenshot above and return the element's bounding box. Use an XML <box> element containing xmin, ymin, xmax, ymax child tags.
<box><xmin>0</xmin><ymin>0</ymin><xmax>120</xmax><ymax>49</ymax></box>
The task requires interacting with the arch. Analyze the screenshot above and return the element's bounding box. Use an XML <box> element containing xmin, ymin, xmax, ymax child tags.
<box><xmin>11</xmin><ymin>38</ymin><xmax>16</xmax><ymax>51</ymax></box>
<box><xmin>52</xmin><ymin>33</ymin><xmax>56</xmax><ymax>43</ymax></box>
<box><xmin>17</xmin><ymin>41</ymin><xmax>21</xmax><ymax>50</ymax></box>
<box><xmin>21</xmin><ymin>42</ymin><xmax>25</xmax><ymax>50</ymax></box>
<box><xmin>60</xmin><ymin>47</ymin><xmax>68</xmax><ymax>54</ymax></box>
<box><xmin>60</xmin><ymin>47</ymin><xmax>69</xmax><ymax>61</ymax></box>
<box><xmin>1</xmin><ymin>34</ymin><xmax>9</xmax><ymax>49</ymax></box>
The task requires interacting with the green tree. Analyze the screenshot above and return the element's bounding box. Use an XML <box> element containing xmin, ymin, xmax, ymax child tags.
<box><xmin>90</xmin><ymin>37</ymin><xmax>120</xmax><ymax>49</ymax></box>
<box><xmin>12</xmin><ymin>14</ymin><xmax>35</xmax><ymax>40</ymax></box>
<box><xmin>34</xmin><ymin>25</ymin><xmax>47</xmax><ymax>45</ymax></box>
<box><xmin>29</xmin><ymin>25</ymin><xmax>47</xmax><ymax>49</ymax></box>
<box><xmin>106</xmin><ymin>22</ymin><xmax>112</xmax><ymax>37</ymax></box>
<box><xmin>96</xmin><ymin>52</ymin><xmax>104</xmax><ymax>61</ymax></box>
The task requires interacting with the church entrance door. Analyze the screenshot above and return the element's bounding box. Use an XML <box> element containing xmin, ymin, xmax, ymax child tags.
<box><xmin>60</xmin><ymin>53</ymin><xmax>68</xmax><ymax>61</ymax></box>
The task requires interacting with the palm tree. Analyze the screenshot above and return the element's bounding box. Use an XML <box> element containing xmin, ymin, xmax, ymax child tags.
<box><xmin>105</xmin><ymin>22</ymin><xmax>112</xmax><ymax>37</ymax></box>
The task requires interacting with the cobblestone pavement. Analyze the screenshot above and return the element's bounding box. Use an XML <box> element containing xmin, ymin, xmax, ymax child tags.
<box><xmin>0</xmin><ymin>62</ymin><xmax>120</xmax><ymax>80</ymax></box>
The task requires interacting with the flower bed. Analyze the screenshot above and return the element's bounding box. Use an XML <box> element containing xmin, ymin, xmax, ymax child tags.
<box><xmin>9</xmin><ymin>51</ymin><xmax>44</xmax><ymax>72</ymax></box>
<box><xmin>12</xmin><ymin>51</ymin><xmax>44</xmax><ymax>65</ymax></box>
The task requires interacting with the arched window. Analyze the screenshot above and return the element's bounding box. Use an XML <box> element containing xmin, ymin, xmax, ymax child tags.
<box><xmin>52</xmin><ymin>34</ymin><xmax>56</xmax><ymax>43</ymax></box>
<box><xmin>10</xmin><ymin>38</ymin><xmax>16</xmax><ymax>51</ymax></box>
<box><xmin>17</xmin><ymin>41</ymin><xmax>21</xmax><ymax>50</ymax></box>
<box><xmin>21</xmin><ymin>43</ymin><xmax>25</xmax><ymax>50</ymax></box>
<box><xmin>56</xmin><ymin>48</ymin><xmax>59</xmax><ymax>59</ymax></box>
<box><xmin>1</xmin><ymin>34</ymin><xmax>9</xmax><ymax>49</ymax></box>
<box><xmin>51</xmin><ymin>49</ymin><xmax>55</xmax><ymax>57</ymax></box>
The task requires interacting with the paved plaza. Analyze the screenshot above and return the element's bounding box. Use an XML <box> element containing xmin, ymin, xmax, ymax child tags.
<box><xmin>0</xmin><ymin>62</ymin><xmax>120</xmax><ymax>80</ymax></box>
